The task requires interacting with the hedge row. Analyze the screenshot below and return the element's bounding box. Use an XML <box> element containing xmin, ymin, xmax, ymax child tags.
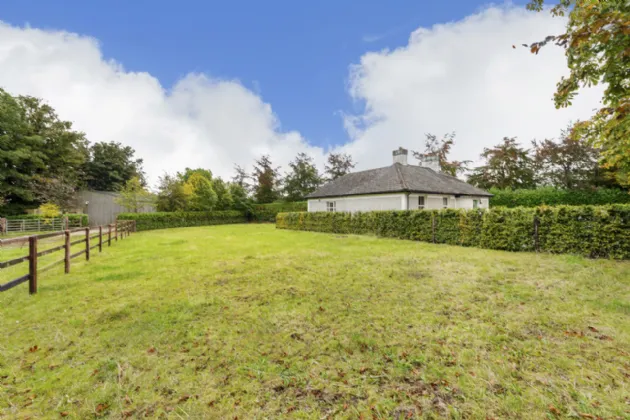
<box><xmin>489</xmin><ymin>187</ymin><xmax>630</xmax><ymax>208</ymax></box>
<box><xmin>118</xmin><ymin>211</ymin><xmax>246</xmax><ymax>231</ymax></box>
<box><xmin>249</xmin><ymin>201</ymin><xmax>307</xmax><ymax>222</ymax></box>
<box><xmin>277</xmin><ymin>205</ymin><xmax>630</xmax><ymax>259</ymax></box>
<box><xmin>5</xmin><ymin>213</ymin><xmax>89</xmax><ymax>226</ymax></box>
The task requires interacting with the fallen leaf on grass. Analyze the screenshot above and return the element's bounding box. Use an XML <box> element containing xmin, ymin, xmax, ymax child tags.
<box><xmin>548</xmin><ymin>405</ymin><xmax>560</xmax><ymax>415</ymax></box>
<box><xmin>147</xmin><ymin>347</ymin><xmax>156</xmax><ymax>354</ymax></box>
<box><xmin>579</xmin><ymin>413</ymin><xmax>595</xmax><ymax>419</ymax></box>
<box><xmin>597</xmin><ymin>335</ymin><xmax>613</xmax><ymax>341</ymax></box>
<box><xmin>95</xmin><ymin>403</ymin><xmax>108</xmax><ymax>413</ymax></box>
<box><xmin>60</xmin><ymin>412</ymin><xmax>69</xmax><ymax>417</ymax></box>
<box><xmin>178</xmin><ymin>395</ymin><xmax>190</xmax><ymax>403</ymax></box>
<box><xmin>28</xmin><ymin>345</ymin><xmax>38</xmax><ymax>353</ymax></box>
<box><xmin>588</xmin><ymin>326</ymin><xmax>599</xmax><ymax>333</ymax></box>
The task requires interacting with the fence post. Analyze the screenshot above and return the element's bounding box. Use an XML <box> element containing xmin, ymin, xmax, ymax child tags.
<box><xmin>108</xmin><ymin>224</ymin><xmax>112</xmax><ymax>246</ymax></box>
<box><xmin>64</xmin><ymin>230</ymin><xmax>71</xmax><ymax>273</ymax></box>
<box><xmin>98</xmin><ymin>226</ymin><xmax>103</xmax><ymax>252</ymax></box>
<box><xmin>29</xmin><ymin>236</ymin><xmax>38</xmax><ymax>294</ymax></box>
<box><xmin>0</xmin><ymin>218</ymin><xmax>5</xmax><ymax>234</ymax></box>
<box><xmin>115</xmin><ymin>222</ymin><xmax>118</xmax><ymax>242</ymax></box>
<box><xmin>133</xmin><ymin>220</ymin><xmax>136</xmax><ymax>233</ymax></box>
<box><xmin>85</xmin><ymin>228</ymin><xmax>90</xmax><ymax>261</ymax></box>
<box><xmin>533</xmin><ymin>216</ymin><xmax>540</xmax><ymax>252</ymax></box>
<box><xmin>64</xmin><ymin>216</ymin><xmax>69</xmax><ymax>231</ymax></box>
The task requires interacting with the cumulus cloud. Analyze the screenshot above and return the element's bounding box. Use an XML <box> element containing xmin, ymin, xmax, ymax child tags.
<box><xmin>0</xmin><ymin>22</ymin><xmax>326</xmax><ymax>187</ymax></box>
<box><xmin>343</xmin><ymin>6</ymin><xmax>603</xmax><ymax>170</ymax></box>
<box><xmin>0</xmin><ymin>6</ymin><xmax>603</xmax><ymax>188</ymax></box>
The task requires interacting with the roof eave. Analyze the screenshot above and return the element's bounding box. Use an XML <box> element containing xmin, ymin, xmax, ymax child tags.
<box><xmin>307</xmin><ymin>189</ymin><xmax>492</xmax><ymax>199</ymax></box>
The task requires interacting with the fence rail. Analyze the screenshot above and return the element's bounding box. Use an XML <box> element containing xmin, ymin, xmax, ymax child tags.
<box><xmin>0</xmin><ymin>220</ymin><xmax>136</xmax><ymax>295</ymax></box>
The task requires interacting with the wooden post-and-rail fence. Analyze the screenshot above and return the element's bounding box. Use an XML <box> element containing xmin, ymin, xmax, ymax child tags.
<box><xmin>0</xmin><ymin>220</ymin><xmax>136</xmax><ymax>295</ymax></box>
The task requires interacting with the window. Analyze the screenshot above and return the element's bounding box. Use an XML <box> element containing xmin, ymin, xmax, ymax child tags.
<box><xmin>443</xmin><ymin>197</ymin><xmax>448</xmax><ymax>208</ymax></box>
<box><xmin>326</xmin><ymin>201</ymin><xmax>336</xmax><ymax>212</ymax></box>
<box><xmin>418</xmin><ymin>196</ymin><xmax>425</xmax><ymax>209</ymax></box>
<box><xmin>473</xmin><ymin>199</ymin><xmax>478</xmax><ymax>209</ymax></box>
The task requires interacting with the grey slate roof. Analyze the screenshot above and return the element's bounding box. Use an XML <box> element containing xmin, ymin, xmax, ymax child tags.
<box><xmin>307</xmin><ymin>163</ymin><xmax>492</xmax><ymax>199</ymax></box>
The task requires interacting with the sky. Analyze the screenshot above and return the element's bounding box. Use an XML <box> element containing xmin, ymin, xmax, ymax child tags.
<box><xmin>0</xmin><ymin>0</ymin><xmax>602</xmax><ymax>186</ymax></box>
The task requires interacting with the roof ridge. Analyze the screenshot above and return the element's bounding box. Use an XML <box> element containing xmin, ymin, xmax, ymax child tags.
<box><xmin>393</xmin><ymin>163</ymin><xmax>409</xmax><ymax>190</ymax></box>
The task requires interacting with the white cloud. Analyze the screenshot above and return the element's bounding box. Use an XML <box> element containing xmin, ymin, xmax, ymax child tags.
<box><xmin>0</xmin><ymin>22</ymin><xmax>326</xmax><ymax>187</ymax></box>
<box><xmin>0</xmin><ymin>6</ymin><xmax>603</xmax><ymax>189</ymax></box>
<box><xmin>343</xmin><ymin>6</ymin><xmax>602</xmax><ymax>170</ymax></box>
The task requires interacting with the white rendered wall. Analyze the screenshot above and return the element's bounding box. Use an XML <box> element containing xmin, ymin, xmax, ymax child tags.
<box><xmin>308</xmin><ymin>194</ymin><xmax>404</xmax><ymax>213</ymax></box>
<box><xmin>308</xmin><ymin>193</ymin><xmax>490</xmax><ymax>212</ymax></box>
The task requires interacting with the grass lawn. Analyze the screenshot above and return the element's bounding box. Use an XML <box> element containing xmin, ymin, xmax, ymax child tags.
<box><xmin>1</xmin><ymin>224</ymin><xmax>629</xmax><ymax>419</ymax></box>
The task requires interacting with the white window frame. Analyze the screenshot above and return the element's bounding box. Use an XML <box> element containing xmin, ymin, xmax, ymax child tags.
<box><xmin>443</xmin><ymin>197</ymin><xmax>448</xmax><ymax>208</ymax></box>
<box><xmin>326</xmin><ymin>201</ymin><xmax>336</xmax><ymax>212</ymax></box>
<box><xmin>473</xmin><ymin>199</ymin><xmax>478</xmax><ymax>209</ymax></box>
<box><xmin>418</xmin><ymin>196</ymin><xmax>425</xmax><ymax>209</ymax></box>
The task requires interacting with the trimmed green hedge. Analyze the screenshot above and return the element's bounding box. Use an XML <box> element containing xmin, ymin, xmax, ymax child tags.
<box><xmin>249</xmin><ymin>201</ymin><xmax>307</xmax><ymax>222</ymax></box>
<box><xmin>5</xmin><ymin>213</ymin><xmax>89</xmax><ymax>226</ymax></box>
<box><xmin>118</xmin><ymin>211</ymin><xmax>246</xmax><ymax>231</ymax></box>
<box><xmin>277</xmin><ymin>205</ymin><xmax>630</xmax><ymax>259</ymax></box>
<box><xmin>489</xmin><ymin>187</ymin><xmax>630</xmax><ymax>208</ymax></box>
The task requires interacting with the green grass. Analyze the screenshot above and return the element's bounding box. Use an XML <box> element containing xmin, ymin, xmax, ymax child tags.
<box><xmin>1</xmin><ymin>225</ymin><xmax>629</xmax><ymax>419</ymax></box>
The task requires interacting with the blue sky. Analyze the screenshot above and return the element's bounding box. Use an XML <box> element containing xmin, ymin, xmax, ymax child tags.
<box><xmin>2</xmin><ymin>0</ymin><xmax>528</xmax><ymax>149</ymax></box>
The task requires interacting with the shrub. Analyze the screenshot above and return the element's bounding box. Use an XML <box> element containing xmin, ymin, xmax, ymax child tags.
<box><xmin>118</xmin><ymin>211</ymin><xmax>246</xmax><ymax>231</ymax></box>
<box><xmin>249</xmin><ymin>201</ymin><xmax>307</xmax><ymax>222</ymax></box>
<box><xmin>38</xmin><ymin>203</ymin><xmax>61</xmax><ymax>218</ymax></box>
<box><xmin>489</xmin><ymin>187</ymin><xmax>630</xmax><ymax>208</ymax></box>
<box><xmin>277</xmin><ymin>205</ymin><xmax>630</xmax><ymax>259</ymax></box>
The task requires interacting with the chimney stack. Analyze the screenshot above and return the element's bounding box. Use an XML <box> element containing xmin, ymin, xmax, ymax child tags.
<box><xmin>418</xmin><ymin>154</ymin><xmax>440</xmax><ymax>172</ymax></box>
<box><xmin>392</xmin><ymin>147</ymin><xmax>408</xmax><ymax>165</ymax></box>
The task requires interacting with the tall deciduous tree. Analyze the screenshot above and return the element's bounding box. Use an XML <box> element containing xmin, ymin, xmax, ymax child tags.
<box><xmin>228</xmin><ymin>182</ymin><xmax>250</xmax><ymax>211</ymax></box>
<box><xmin>83</xmin><ymin>141</ymin><xmax>145</xmax><ymax>191</ymax></box>
<box><xmin>17</xmin><ymin>95</ymin><xmax>89</xmax><ymax>188</ymax></box>
<box><xmin>324</xmin><ymin>153</ymin><xmax>356</xmax><ymax>181</ymax></box>
<box><xmin>178</xmin><ymin>167</ymin><xmax>213</xmax><ymax>183</ymax></box>
<box><xmin>185</xmin><ymin>172</ymin><xmax>217</xmax><ymax>211</ymax></box>
<box><xmin>114</xmin><ymin>176</ymin><xmax>154</xmax><ymax>213</ymax></box>
<box><xmin>251</xmin><ymin>155</ymin><xmax>281</xmax><ymax>203</ymax></box>
<box><xmin>525</xmin><ymin>0</ymin><xmax>630</xmax><ymax>185</ymax></box>
<box><xmin>532</xmin><ymin>126</ymin><xmax>603</xmax><ymax>189</ymax></box>
<box><xmin>155</xmin><ymin>174</ymin><xmax>191</xmax><ymax>212</ymax></box>
<box><xmin>283</xmin><ymin>153</ymin><xmax>322</xmax><ymax>201</ymax></box>
<box><xmin>468</xmin><ymin>137</ymin><xmax>537</xmax><ymax>190</ymax></box>
<box><xmin>212</xmin><ymin>177</ymin><xmax>234</xmax><ymax>210</ymax></box>
<box><xmin>0</xmin><ymin>89</ymin><xmax>47</xmax><ymax>209</ymax></box>
<box><xmin>412</xmin><ymin>133</ymin><xmax>470</xmax><ymax>176</ymax></box>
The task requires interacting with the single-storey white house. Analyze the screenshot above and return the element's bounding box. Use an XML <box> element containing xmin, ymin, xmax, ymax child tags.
<box><xmin>307</xmin><ymin>147</ymin><xmax>492</xmax><ymax>212</ymax></box>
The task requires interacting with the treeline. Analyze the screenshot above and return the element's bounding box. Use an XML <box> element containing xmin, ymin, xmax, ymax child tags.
<box><xmin>0</xmin><ymin>88</ymin><xmax>145</xmax><ymax>215</ymax></box>
<box><xmin>2</xmin><ymin>86</ymin><xmax>627</xmax><ymax>216</ymax></box>
<box><xmin>154</xmin><ymin>153</ymin><xmax>356</xmax><ymax>211</ymax></box>
<box><xmin>416</xmin><ymin>130</ymin><xmax>625</xmax><ymax>191</ymax></box>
